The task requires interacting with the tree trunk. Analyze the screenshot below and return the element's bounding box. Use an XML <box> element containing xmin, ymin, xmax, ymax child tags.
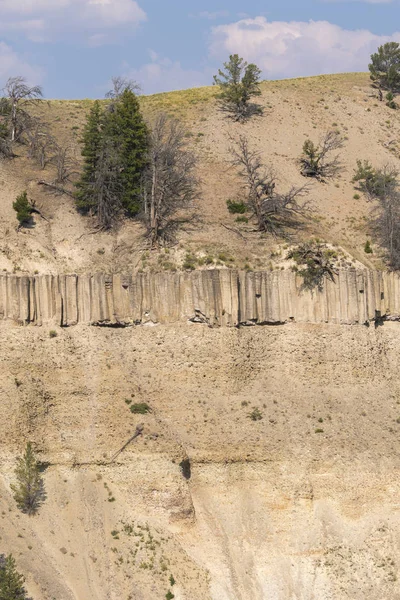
<box><xmin>150</xmin><ymin>162</ymin><xmax>158</xmax><ymax>246</ymax></box>
<box><xmin>11</xmin><ymin>101</ymin><xmax>17</xmax><ymax>142</ymax></box>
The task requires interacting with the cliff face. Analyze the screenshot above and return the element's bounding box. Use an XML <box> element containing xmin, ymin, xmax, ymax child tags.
<box><xmin>2</xmin><ymin>321</ymin><xmax>400</xmax><ymax>600</ymax></box>
<box><xmin>1</xmin><ymin>269</ymin><xmax>400</xmax><ymax>327</ymax></box>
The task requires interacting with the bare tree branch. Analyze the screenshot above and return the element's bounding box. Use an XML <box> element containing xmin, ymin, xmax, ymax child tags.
<box><xmin>25</xmin><ymin>119</ymin><xmax>54</xmax><ymax>169</ymax></box>
<box><xmin>230</xmin><ymin>135</ymin><xmax>311</xmax><ymax>237</ymax></box>
<box><xmin>50</xmin><ymin>144</ymin><xmax>79</xmax><ymax>184</ymax></box>
<box><xmin>105</xmin><ymin>76</ymin><xmax>141</xmax><ymax>112</ymax></box>
<box><xmin>142</xmin><ymin>113</ymin><xmax>199</xmax><ymax>246</ymax></box>
<box><xmin>1</xmin><ymin>76</ymin><xmax>43</xmax><ymax>143</ymax></box>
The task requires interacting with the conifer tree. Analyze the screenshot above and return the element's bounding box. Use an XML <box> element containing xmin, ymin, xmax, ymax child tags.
<box><xmin>76</xmin><ymin>90</ymin><xmax>148</xmax><ymax>227</ymax></box>
<box><xmin>213</xmin><ymin>54</ymin><xmax>262</xmax><ymax>121</ymax></box>
<box><xmin>0</xmin><ymin>554</ymin><xmax>32</xmax><ymax>600</ymax></box>
<box><xmin>75</xmin><ymin>100</ymin><xmax>103</xmax><ymax>213</ymax></box>
<box><xmin>369</xmin><ymin>42</ymin><xmax>400</xmax><ymax>98</ymax></box>
<box><xmin>12</xmin><ymin>191</ymin><xmax>33</xmax><ymax>226</ymax></box>
<box><xmin>11</xmin><ymin>443</ymin><xmax>44</xmax><ymax>515</ymax></box>
<box><xmin>103</xmin><ymin>89</ymin><xmax>148</xmax><ymax>216</ymax></box>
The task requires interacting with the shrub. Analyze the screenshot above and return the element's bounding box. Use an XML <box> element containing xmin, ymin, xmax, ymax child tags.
<box><xmin>353</xmin><ymin>159</ymin><xmax>397</xmax><ymax>198</ymax></box>
<box><xmin>183</xmin><ymin>253</ymin><xmax>196</xmax><ymax>270</ymax></box>
<box><xmin>166</xmin><ymin>592</ymin><xmax>175</xmax><ymax>600</ymax></box>
<box><xmin>226</xmin><ymin>199</ymin><xmax>247</xmax><ymax>214</ymax></box>
<box><xmin>353</xmin><ymin>161</ymin><xmax>400</xmax><ymax>267</ymax></box>
<box><xmin>364</xmin><ymin>240</ymin><xmax>373</xmax><ymax>254</ymax></box>
<box><xmin>236</xmin><ymin>215</ymin><xmax>248</xmax><ymax>223</ymax></box>
<box><xmin>130</xmin><ymin>403</ymin><xmax>151</xmax><ymax>414</ymax></box>
<box><xmin>299</xmin><ymin>131</ymin><xmax>343</xmax><ymax>181</ymax></box>
<box><xmin>248</xmin><ymin>408</ymin><xmax>263</xmax><ymax>421</ymax></box>
<box><xmin>13</xmin><ymin>191</ymin><xmax>32</xmax><ymax>226</ymax></box>
<box><xmin>315</xmin><ymin>428</ymin><xmax>324</xmax><ymax>433</ymax></box>
<box><xmin>386</xmin><ymin>92</ymin><xmax>398</xmax><ymax>109</ymax></box>
<box><xmin>287</xmin><ymin>242</ymin><xmax>338</xmax><ymax>291</ymax></box>
<box><xmin>49</xmin><ymin>330</ymin><xmax>57</xmax><ymax>338</ymax></box>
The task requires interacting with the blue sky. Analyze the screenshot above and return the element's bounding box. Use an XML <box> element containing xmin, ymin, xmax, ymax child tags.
<box><xmin>0</xmin><ymin>0</ymin><xmax>399</xmax><ymax>98</ymax></box>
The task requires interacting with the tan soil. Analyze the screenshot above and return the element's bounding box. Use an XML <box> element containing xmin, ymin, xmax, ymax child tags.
<box><xmin>2</xmin><ymin>73</ymin><xmax>400</xmax><ymax>599</ymax></box>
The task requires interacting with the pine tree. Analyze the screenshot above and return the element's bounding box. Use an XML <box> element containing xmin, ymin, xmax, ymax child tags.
<box><xmin>11</xmin><ymin>443</ymin><xmax>44</xmax><ymax>515</ymax></box>
<box><xmin>103</xmin><ymin>89</ymin><xmax>148</xmax><ymax>216</ymax></box>
<box><xmin>75</xmin><ymin>91</ymin><xmax>148</xmax><ymax>227</ymax></box>
<box><xmin>369</xmin><ymin>42</ymin><xmax>400</xmax><ymax>97</ymax></box>
<box><xmin>0</xmin><ymin>554</ymin><xmax>31</xmax><ymax>600</ymax></box>
<box><xmin>12</xmin><ymin>191</ymin><xmax>33</xmax><ymax>226</ymax></box>
<box><xmin>75</xmin><ymin>100</ymin><xmax>103</xmax><ymax>213</ymax></box>
<box><xmin>213</xmin><ymin>54</ymin><xmax>262</xmax><ymax>121</ymax></box>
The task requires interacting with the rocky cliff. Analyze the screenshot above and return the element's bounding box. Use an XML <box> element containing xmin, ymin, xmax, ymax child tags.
<box><xmin>1</xmin><ymin>269</ymin><xmax>400</xmax><ymax>327</ymax></box>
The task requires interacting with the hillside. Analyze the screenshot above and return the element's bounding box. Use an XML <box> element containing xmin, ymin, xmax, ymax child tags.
<box><xmin>2</xmin><ymin>73</ymin><xmax>400</xmax><ymax>600</ymax></box>
<box><xmin>1</xmin><ymin>72</ymin><xmax>399</xmax><ymax>275</ymax></box>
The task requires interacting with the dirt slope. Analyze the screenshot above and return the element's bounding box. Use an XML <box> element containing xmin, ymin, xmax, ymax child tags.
<box><xmin>1</xmin><ymin>73</ymin><xmax>399</xmax><ymax>275</ymax></box>
<box><xmin>1</xmin><ymin>323</ymin><xmax>400</xmax><ymax>599</ymax></box>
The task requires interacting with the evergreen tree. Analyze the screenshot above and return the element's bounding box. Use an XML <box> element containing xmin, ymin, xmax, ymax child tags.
<box><xmin>369</xmin><ymin>42</ymin><xmax>400</xmax><ymax>97</ymax></box>
<box><xmin>103</xmin><ymin>89</ymin><xmax>148</xmax><ymax>216</ymax></box>
<box><xmin>11</xmin><ymin>443</ymin><xmax>44</xmax><ymax>515</ymax></box>
<box><xmin>213</xmin><ymin>54</ymin><xmax>262</xmax><ymax>121</ymax></box>
<box><xmin>75</xmin><ymin>100</ymin><xmax>103</xmax><ymax>213</ymax></box>
<box><xmin>12</xmin><ymin>191</ymin><xmax>33</xmax><ymax>226</ymax></box>
<box><xmin>0</xmin><ymin>554</ymin><xmax>32</xmax><ymax>600</ymax></box>
<box><xmin>75</xmin><ymin>90</ymin><xmax>148</xmax><ymax>227</ymax></box>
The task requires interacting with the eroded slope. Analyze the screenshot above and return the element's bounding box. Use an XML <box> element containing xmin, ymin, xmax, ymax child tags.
<box><xmin>1</xmin><ymin>321</ymin><xmax>400</xmax><ymax>599</ymax></box>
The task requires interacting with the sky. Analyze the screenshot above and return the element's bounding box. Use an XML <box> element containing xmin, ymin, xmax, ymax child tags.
<box><xmin>0</xmin><ymin>0</ymin><xmax>399</xmax><ymax>98</ymax></box>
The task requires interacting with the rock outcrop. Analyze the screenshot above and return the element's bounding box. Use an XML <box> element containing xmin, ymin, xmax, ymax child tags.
<box><xmin>0</xmin><ymin>269</ymin><xmax>400</xmax><ymax>327</ymax></box>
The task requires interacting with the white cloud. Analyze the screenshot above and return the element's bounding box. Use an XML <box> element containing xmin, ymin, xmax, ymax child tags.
<box><xmin>123</xmin><ymin>52</ymin><xmax>211</xmax><ymax>95</ymax></box>
<box><xmin>210</xmin><ymin>17</ymin><xmax>400</xmax><ymax>79</ymax></box>
<box><xmin>0</xmin><ymin>41</ymin><xmax>43</xmax><ymax>83</ymax></box>
<box><xmin>0</xmin><ymin>0</ymin><xmax>146</xmax><ymax>40</ymax></box>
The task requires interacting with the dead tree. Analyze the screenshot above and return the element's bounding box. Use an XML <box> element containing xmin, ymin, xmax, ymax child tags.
<box><xmin>105</xmin><ymin>76</ymin><xmax>140</xmax><ymax>112</ymax></box>
<box><xmin>25</xmin><ymin>120</ymin><xmax>54</xmax><ymax>169</ymax></box>
<box><xmin>1</xmin><ymin>76</ymin><xmax>43</xmax><ymax>142</ymax></box>
<box><xmin>50</xmin><ymin>144</ymin><xmax>79</xmax><ymax>184</ymax></box>
<box><xmin>108</xmin><ymin>424</ymin><xmax>144</xmax><ymax>464</ymax></box>
<box><xmin>36</xmin><ymin>144</ymin><xmax>79</xmax><ymax>198</ymax></box>
<box><xmin>142</xmin><ymin>113</ymin><xmax>199</xmax><ymax>246</ymax></box>
<box><xmin>299</xmin><ymin>131</ymin><xmax>343</xmax><ymax>181</ymax></box>
<box><xmin>353</xmin><ymin>161</ymin><xmax>400</xmax><ymax>268</ymax></box>
<box><xmin>231</xmin><ymin>135</ymin><xmax>310</xmax><ymax>237</ymax></box>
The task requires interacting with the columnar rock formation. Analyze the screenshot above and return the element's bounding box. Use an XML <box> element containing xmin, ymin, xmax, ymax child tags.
<box><xmin>0</xmin><ymin>269</ymin><xmax>400</xmax><ymax>327</ymax></box>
